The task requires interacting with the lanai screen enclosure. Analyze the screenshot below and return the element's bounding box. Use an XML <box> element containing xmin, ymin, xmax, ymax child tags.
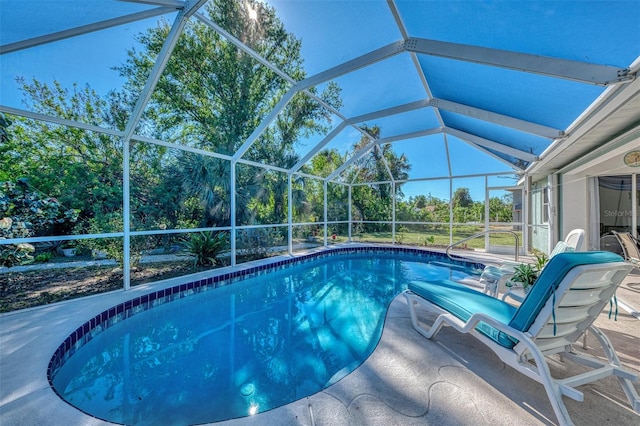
<box><xmin>1</xmin><ymin>1</ymin><xmax>639</xmax><ymax>296</ymax></box>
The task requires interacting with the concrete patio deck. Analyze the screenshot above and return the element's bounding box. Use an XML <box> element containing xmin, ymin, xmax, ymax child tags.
<box><xmin>1</xmin><ymin>247</ymin><xmax>639</xmax><ymax>425</ymax></box>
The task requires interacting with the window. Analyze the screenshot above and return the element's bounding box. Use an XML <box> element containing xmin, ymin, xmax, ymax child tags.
<box><xmin>542</xmin><ymin>186</ymin><xmax>550</xmax><ymax>224</ymax></box>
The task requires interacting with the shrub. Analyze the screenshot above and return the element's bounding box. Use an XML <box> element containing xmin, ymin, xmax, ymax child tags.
<box><xmin>0</xmin><ymin>180</ymin><xmax>79</xmax><ymax>238</ymax></box>
<box><xmin>74</xmin><ymin>215</ymin><xmax>144</xmax><ymax>267</ymax></box>
<box><xmin>183</xmin><ymin>231</ymin><xmax>229</xmax><ymax>267</ymax></box>
<box><xmin>510</xmin><ymin>263</ymin><xmax>538</xmax><ymax>290</ymax></box>
<box><xmin>0</xmin><ymin>180</ymin><xmax>79</xmax><ymax>267</ymax></box>
<box><xmin>0</xmin><ymin>243</ymin><xmax>35</xmax><ymax>267</ymax></box>
<box><xmin>422</xmin><ymin>235</ymin><xmax>435</xmax><ymax>246</ymax></box>
<box><xmin>35</xmin><ymin>251</ymin><xmax>53</xmax><ymax>263</ymax></box>
<box><xmin>237</xmin><ymin>228</ymin><xmax>284</xmax><ymax>261</ymax></box>
<box><xmin>533</xmin><ymin>252</ymin><xmax>549</xmax><ymax>271</ymax></box>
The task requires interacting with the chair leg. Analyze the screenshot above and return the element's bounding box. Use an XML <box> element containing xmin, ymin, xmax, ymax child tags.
<box><xmin>516</xmin><ymin>337</ymin><xmax>577</xmax><ymax>426</ymax></box>
<box><xmin>404</xmin><ymin>292</ymin><xmax>447</xmax><ymax>340</ymax></box>
<box><xmin>587</xmin><ymin>325</ymin><xmax>640</xmax><ymax>413</ymax></box>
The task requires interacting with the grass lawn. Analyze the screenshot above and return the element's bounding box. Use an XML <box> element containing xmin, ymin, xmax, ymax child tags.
<box><xmin>356</xmin><ymin>227</ymin><xmax>522</xmax><ymax>249</ymax></box>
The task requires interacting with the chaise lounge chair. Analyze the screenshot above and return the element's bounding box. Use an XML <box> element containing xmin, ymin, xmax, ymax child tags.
<box><xmin>403</xmin><ymin>251</ymin><xmax>639</xmax><ymax>426</ymax></box>
<box><xmin>612</xmin><ymin>230</ymin><xmax>640</xmax><ymax>269</ymax></box>
<box><xmin>479</xmin><ymin>228</ymin><xmax>585</xmax><ymax>297</ymax></box>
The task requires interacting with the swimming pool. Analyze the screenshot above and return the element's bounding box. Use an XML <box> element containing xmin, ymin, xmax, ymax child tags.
<box><xmin>48</xmin><ymin>247</ymin><xmax>482</xmax><ymax>425</ymax></box>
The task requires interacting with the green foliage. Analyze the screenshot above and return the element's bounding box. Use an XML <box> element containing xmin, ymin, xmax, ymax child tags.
<box><xmin>510</xmin><ymin>263</ymin><xmax>538</xmax><ymax>289</ymax></box>
<box><xmin>453</xmin><ymin>188</ymin><xmax>473</xmax><ymax>208</ymax></box>
<box><xmin>1</xmin><ymin>0</ymin><xmax>525</xmax><ymax>276</ymax></box>
<box><xmin>183</xmin><ymin>231</ymin><xmax>229</xmax><ymax>267</ymax></box>
<box><xmin>414</xmin><ymin>195</ymin><xmax>427</xmax><ymax>209</ymax></box>
<box><xmin>73</xmin><ymin>215</ymin><xmax>142</xmax><ymax>267</ymax></box>
<box><xmin>4</xmin><ymin>81</ymin><xmax>124</xmax><ymax>215</ymax></box>
<box><xmin>508</xmin><ymin>251</ymin><xmax>549</xmax><ymax>291</ymax></box>
<box><xmin>0</xmin><ymin>243</ymin><xmax>35</xmax><ymax>267</ymax></box>
<box><xmin>0</xmin><ymin>180</ymin><xmax>79</xmax><ymax>240</ymax></box>
<box><xmin>533</xmin><ymin>252</ymin><xmax>549</xmax><ymax>271</ymax></box>
<box><xmin>237</xmin><ymin>228</ymin><xmax>284</xmax><ymax>261</ymax></box>
<box><xmin>489</xmin><ymin>194</ymin><xmax>514</xmax><ymax>222</ymax></box>
<box><xmin>115</xmin><ymin>0</ymin><xmax>341</xmax><ymax>229</ymax></box>
<box><xmin>423</xmin><ymin>235</ymin><xmax>435</xmax><ymax>246</ymax></box>
<box><xmin>396</xmin><ymin>188</ymin><xmax>514</xmax><ymax>226</ymax></box>
<box><xmin>305</xmin><ymin>149</ymin><xmax>345</xmax><ymax>178</ymax></box>
<box><xmin>35</xmin><ymin>251</ymin><xmax>53</xmax><ymax>263</ymax></box>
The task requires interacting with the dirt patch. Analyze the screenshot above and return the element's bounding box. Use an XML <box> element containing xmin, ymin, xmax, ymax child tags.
<box><xmin>0</xmin><ymin>260</ymin><xmax>223</xmax><ymax>313</ymax></box>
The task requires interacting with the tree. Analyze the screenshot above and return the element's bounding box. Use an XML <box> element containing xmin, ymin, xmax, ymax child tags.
<box><xmin>489</xmin><ymin>194</ymin><xmax>513</xmax><ymax>222</ymax></box>
<box><xmin>117</xmin><ymin>0</ymin><xmax>341</xmax><ymax>227</ymax></box>
<box><xmin>348</xmin><ymin>126</ymin><xmax>412</xmax><ymax>227</ymax></box>
<box><xmin>3</xmin><ymin>80</ymin><xmax>125</xmax><ymax>225</ymax></box>
<box><xmin>453</xmin><ymin>187</ymin><xmax>473</xmax><ymax>208</ymax></box>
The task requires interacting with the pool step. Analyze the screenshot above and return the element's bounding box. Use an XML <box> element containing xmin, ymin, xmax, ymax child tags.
<box><xmin>430</xmin><ymin>261</ymin><xmax>481</xmax><ymax>275</ymax></box>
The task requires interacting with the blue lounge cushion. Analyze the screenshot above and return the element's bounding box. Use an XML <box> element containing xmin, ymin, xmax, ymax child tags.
<box><xmin>408</xmin><ymin>279</ymin><xmax>519</xmax><ymax>348</ymax></box>
<box><xmin>508</xmin><ymin>251</ymin><xmax>624</xmax><ymax>332</ymax></box>
<box><xmin>408</xmin><ymin>251</ymin><xmax>624</xmax><ymax>349</ymax></box>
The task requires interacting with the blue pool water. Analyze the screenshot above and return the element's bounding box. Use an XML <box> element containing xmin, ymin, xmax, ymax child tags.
<box><xmin>50</xmin><ymin>251</ymin><xmax>478</xmax><ymax>425</ymax></box>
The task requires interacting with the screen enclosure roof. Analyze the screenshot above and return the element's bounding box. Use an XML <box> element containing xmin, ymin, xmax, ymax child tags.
<box><xmin>1</xmin><ymin>0</ymin><xmax>639</xmax><ymax>184</ymax></box>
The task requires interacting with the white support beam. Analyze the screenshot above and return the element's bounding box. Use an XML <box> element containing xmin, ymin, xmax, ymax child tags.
<box><xmin>464</xmin><ymin>140</ymin><xmax>526</xmax><ymax>172</ymax></box>
<box><xmin>392</xmin><ymin>180</ymin><xmax>396</xmax><ymax>243</ymax></box>
<box><xmin>345</xmin><ymin>99</ymin><xmax>429</xmax><ymax>125</ymax></box>
<box><xmin>290</xmin><ymin>121</ymin><xmax>348</xmax><ymax>172</ymax></box>
<box><xmin>323</xmin><ymin>181</ymin><xmax>328</xmax><ymax>246</ymax></box>
<box><xmin>0</xmin><ymin>8</ymin><xmax>176</xmax><ymax>55</ymax></box>
<box><xmin>198</xmin><ymin>7</ymin><xmax>361</xmax><ymax>164</ymax></box>
<box><xmin>194</xmin><ymin>12</ymin><xmax>296</xmax><ymax>85</ymax></box>
<box><xmin>444</xmin><ymin>127</ymin><xmax>538</xmax><ymax>162</ymax></box>
<box><xmin>377</xmin><ymin>127</ymin><xmax>443</xmax><ymax>145</ymax></box>
<box><xmin>193</xmin><ymin>11</ymin><xmax>357</xmax><ymax>149</ymax></box>
<box><xmin>443</xmin><ymin>133</ymin><xmax>452</xmax><ymax>177</ymax></box>
<box><xmin>232</xmin><ymin>89</ymin><xmax>297</xmax><ymax>161</ymax></box>
<box><xmin>0</xmin><ymin>105</ymin><xmax>123</xmax><ymax>137</ymax></box>
<box><xmin>197</xmin><ymin>7</ymin><xmax>394</xmax><ymax>171</ymax></box>
<box><xmin>325</xmin><ymin>127</ymin><xmax>442</xmax><ymax>182</ymax></box>
<box><xmin>236</xmin><ymin>158</ymin><xmax>290</xmax><ymax>174</ymax></box>
<box><xmin>288</xmin><ymin>174</ymin><xmax>293</xmax><ymax>255</ymax></box>
<box><xmin>348</xmin><ymin>185</ymin><xmax>352</xmax><ymax>241</ymax></box>
<box><xmin>120</xmin><ymin>0</ymin><xmax>208</xmax><ymax>289</ymax></box>
<box><xmin>386</xmin><ymin>0</ymin><xmax>409</xmax><ymax>39</ymax></box>
<box><xmin>352</xmin><ymin>179</ymin><xmax>394</xmax><ymax>187</ymax></box>
<box><xmin>405</xmin><ymin>37</ymin><xmax>633</xmax><ymax>86</ymax></box>
<box><xmin>123</xmin><ymin>1</ymin><xmax>207</xmax><ymax>139</ymax></box>
<box><xmin>376</xmin><ymin>144</ymin><xmax>396</xmax><ymax>183</ymax></box>
<box><xmin>294</xmin><ymin>170</ymin><xmax>327</xmax><ymax>181</ymax></box>
<box><xmin>350</xmin><ymin>155</ymin><xmax>371</xmax><ymax>185</ymax></box>
<box><xmin>326</xmin><ymin>142</ymin><xmax>376</xmax><ymax>183</ymax></box>
<box><xmin>394</xmin><ymin>170</ymin><xmax>515</xmax><ymax>185</ymax></box>
<box><xmin>430</xmin><ymin>98</ymin><xmax>564</xmax><ymax>139</ymax></box>
<box><xmin>230</xmin><ymin>160</ymin><xmax>237</xmax><ymax>266</ymax></box>
<box><xmin>386</xmin><ymin>0</ymin><xmax>440</xmax><ymax>113</ymax></box>
<box><xmin>131</xmin><ymin>134</ymin><xmax>233</xmax><ymax>161</ymax></box>
<box><xmin>296</xmin><ymin>41</ymin><xmax>406</xmax><ymax>91</ymax></box>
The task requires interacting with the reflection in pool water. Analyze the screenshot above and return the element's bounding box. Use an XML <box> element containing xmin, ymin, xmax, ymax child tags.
<box><xmin>50</xmin><ymin>251</ymin><xmax>476</xmax><ymax>425</ymax></box>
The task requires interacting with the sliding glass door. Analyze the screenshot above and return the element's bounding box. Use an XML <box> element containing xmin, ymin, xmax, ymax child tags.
<box><xmin>598</xmin><ymin>174</ymin><xmax>639</xmax><ymax>253</ymax></box>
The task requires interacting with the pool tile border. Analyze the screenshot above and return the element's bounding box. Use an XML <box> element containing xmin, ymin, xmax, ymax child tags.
<box><xmin>47</xmin><ymin>246</ymin><xmax>484</xmax><ymax>387</ymax></box>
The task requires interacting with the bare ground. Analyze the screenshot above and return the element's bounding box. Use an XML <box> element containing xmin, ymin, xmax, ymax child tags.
<box><xmin>0</xmin><ymin>260</ymin><xmax>222</xmax><ymax>313</ymax></box>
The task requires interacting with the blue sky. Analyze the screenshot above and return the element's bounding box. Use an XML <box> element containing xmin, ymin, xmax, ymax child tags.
<box><xmin>0</xmin><ymin>1</ymin><xmax>160</xmax><ymax>107</ymax></box>
<box><xmin>2</xmin><ymin>1</ymin><xmax>638</xmax><ymax>203</ymax></box>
